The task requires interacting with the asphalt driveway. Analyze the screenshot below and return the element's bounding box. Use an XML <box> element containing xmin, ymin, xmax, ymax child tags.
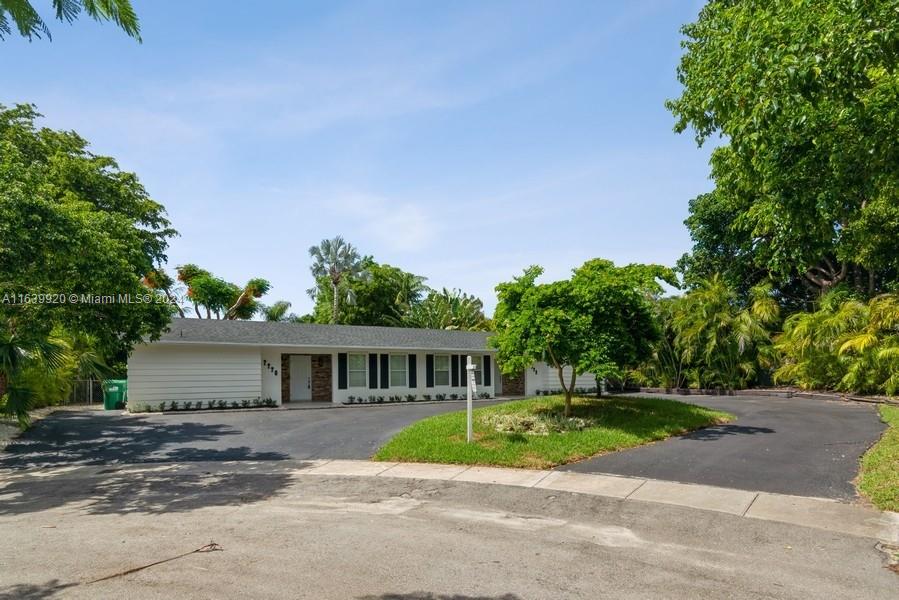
<box><xmin>0</xmin><ymin>401</ymin><xmax>500</xmax><ymax>470</ymax></box>
<box><xmin>1</xmin><ymin>394</ymin><xmax>887</xmax><ymax>500</ymax></box>
<box><xmin>560</xmin><ymin>393</ymin><xmax>886</xmax><ymax>500</ymax></box>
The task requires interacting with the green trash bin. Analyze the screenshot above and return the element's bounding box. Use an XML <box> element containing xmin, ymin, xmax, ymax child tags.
<box><xmin>103</xmin><ymin>380</ymin><xmax>127</xmax><ymax>410</ymax></box>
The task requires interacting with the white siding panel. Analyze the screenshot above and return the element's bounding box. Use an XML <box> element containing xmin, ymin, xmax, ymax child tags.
<box><xmin>525</xmin><ymin>362</ymin><xmax>597</xmax><ymax>395</ymax></box>
<box><xmin>128</xmin><ymin>344</ymin><xmax>261</xmax><ymax>405</ymax></box>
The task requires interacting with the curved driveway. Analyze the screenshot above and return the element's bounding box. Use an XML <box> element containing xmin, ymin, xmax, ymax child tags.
<box><xmin>1</xmin><ymin>394</ymin><xmax>886</xmax><ymax>499</ymax></box>
<box><xmin>561</xmin><ymin>393</ymin><xmax>886</xmax><ymax>500</ymax></box>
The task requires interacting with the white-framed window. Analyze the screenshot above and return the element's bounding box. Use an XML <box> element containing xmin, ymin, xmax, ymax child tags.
<box><xmin>390</xmin><ymin>354</ymin><xmax>407</xmax><ymax>387</ymax></box>
<box><xmin>434</xmin><ymin>354</ymin><xmax>450</xmax><ymax>386</ymax></box>
<box><xmin>473</xmin><ymin>355</ymin><xmax>483</xmax><ymax>386</ymax></box>
<box><xmin>348</xmin><ymin>353</ymin><xmax>367</xmax><ymax>388</ymax></box>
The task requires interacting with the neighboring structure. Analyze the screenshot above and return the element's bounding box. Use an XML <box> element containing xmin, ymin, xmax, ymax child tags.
<box><xmin>128</xmin><ymin>319</ymin><xmax>517</xmax><ymax>406</ymax></box>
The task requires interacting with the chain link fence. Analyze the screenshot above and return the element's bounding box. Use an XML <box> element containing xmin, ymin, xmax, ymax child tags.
<box><xmin>66</xmin><ymin>379</ymin><xmax>103</xmax><ymax>406</ymax></box>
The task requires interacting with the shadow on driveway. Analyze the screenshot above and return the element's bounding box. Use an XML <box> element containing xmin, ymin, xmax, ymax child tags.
<box><xmin>0</xmin><ymin>411</ymin><xmax>288</xmax><ymax>470</ymax></box>
<box><xmin>683</xmin><ymin>424</ymin><xmax>775</xmax><ymax>441</ymax></box>
<box><xmin>0</xmin><ymin>462</ymin><xmax>298</xmax><ymax>517</ymax></box>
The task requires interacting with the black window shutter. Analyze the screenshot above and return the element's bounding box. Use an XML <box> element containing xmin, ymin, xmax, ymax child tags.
<box><xmin>380</xmin><ymin>354</ymin><xmax>389</xmax><ymax>388</ymax></box>
<box><xmin>337</xmin><ymin>353</ymin><xmax>348</xmax><ymax>390</ymax></box>
<box><xmin>483</xmin><ymin>355</ymin><xmax>491</xmax><ymax>386</ymax></box>
<box><xmin>369</xmin><ymin>354</ymin><xmax>378</xmax><ymax>389</ymax></box>
<box><xmin>459</xmin><ymin>355</ymin><xmax>467</xmax><ymax>386</ymax></box>
<box><xmin>451</xmin><ymin>355</ymin><xmax>459</xmax><ymax>387</ymax></box>
<box><xmin>425</xmin><ymin>354</ymin><xmax>434</xmax><ymax>388</ymax></box>
<box><xmin>408</xmin><ymin>354</ymin><xmax>417</xmax><ymax>388</ymax></box>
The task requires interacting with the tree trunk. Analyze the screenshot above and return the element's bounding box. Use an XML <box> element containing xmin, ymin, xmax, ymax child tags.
<box><xmin>556</xmin><ymin>365</ymin><xmax>576</xmax><ymax>417</ymax></box>
<box><xmin>803</xmin><ymin>259</ymin><xmax>849</xmax><ymax>295</ymax></box>
<box><xmin>163</xmin><ymin>289</ymin><xmax>185</xmax><ymax>318</ymax></box>
<box><xmin>331</xmin><ymin>281</ymin><xmax>339</xmax><ymax>324</ymax></box>
<box><xmin>193</xmin><ymin>303</ymin><xmax>202</xmax><ymax>319</ymax></box>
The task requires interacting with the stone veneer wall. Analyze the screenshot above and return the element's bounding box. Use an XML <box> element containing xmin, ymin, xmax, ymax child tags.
<box><xmin>311</xmin><ymin>354</ymin><xmax>332</xmax><ymax>402</ymax></box>
<box><xmin>500</xmin><ymin>370</ymin><xmax>525</xmax><ymax>396</ymax></box>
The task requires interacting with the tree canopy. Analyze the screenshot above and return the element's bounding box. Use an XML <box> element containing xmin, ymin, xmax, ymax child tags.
<box><xmin>491</xmin><ymin>260</ymin><xmax>668</xmax><ymax>415</ymax></box>
<box><xmin>669</xmin><ymin>0</ymin><xmax>899</xmax><ymax>301</ymax></box>
<box><xmin>0</xmin><ymin>104</ymin><xmax>175</xmax><ymax>358</ymax></box>
<box><xmin>311</xmin><ymin>258</ymin><xmax>425</xmax><ymax>327</ymax></box>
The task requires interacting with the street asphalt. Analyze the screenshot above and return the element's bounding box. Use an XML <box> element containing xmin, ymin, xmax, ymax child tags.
<box><xmin>0</xmin><ymin>394</ymin><xmax>886</xmax><ymax>499</ymax></box>
<box><xmin>560</xmin><ymin>393</ymin><xmax>886</xmax><ymax>500</ymax></box>
<box><xmin>0</xmin><ymin>465</ymin><xmax>895</xmax><ymax>599</ymax></box>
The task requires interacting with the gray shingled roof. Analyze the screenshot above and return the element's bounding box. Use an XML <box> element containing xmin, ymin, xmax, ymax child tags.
<box><xmin>157</xmin><ymin>318</ymin><xmax>495</xmax><ymax>352</ymax></box>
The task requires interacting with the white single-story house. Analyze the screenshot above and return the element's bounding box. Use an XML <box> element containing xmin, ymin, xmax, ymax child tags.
<box><xmin>127</xmin><ymin>319</ymin><xmax>598</xmax><ymax>407</ymax></box>
<box><xmin>129</xmin><ymin>319</ymin><xmax>506</xmax><ymax>406</ymax></box>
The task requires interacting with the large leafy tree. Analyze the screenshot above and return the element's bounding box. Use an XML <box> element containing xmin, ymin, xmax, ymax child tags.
<box><xmin>492</xmin><ymin>260</ymin><xmax>667</xmax><ymax>416</ymax></box>
<box><xmin>311</xmin><ymin>258</ymin><xmax>426</xmax><ymax>326</ymax></box>
<box><xmin>0</xmin><ymin>104</ymin><xmax>175</xmax><ymax>358</ymax></box>
<box><xmin>308</xmin><ymin>236</ymin><xmax>369</xmax><ymax>325</ymax></box>
<box><xmin>670</xmin><ymin>0</ymin><xmax>899</xmax><ymax>300</ymax></box>
<box><xmin>0</xmin><ymin>0</ymin><xmax>139</xmax><ymax>41</ymax></box>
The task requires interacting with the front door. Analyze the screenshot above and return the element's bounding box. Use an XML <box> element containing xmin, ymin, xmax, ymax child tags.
<box><xmin>290</xmin><ymin>355</ymin><xmax>312</xmax><ymax>401</ymax></box>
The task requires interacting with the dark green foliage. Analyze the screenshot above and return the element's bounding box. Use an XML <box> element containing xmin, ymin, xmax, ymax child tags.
<box><xmin>492</xmin><ymin>260</ymin><xmax>670</xmax><ymax>415</ymax></box>
<box><xmin>0</xmin><ymin>104</ymin><xmax>176</xmax><ymax>360</ymax></box>
<box><xmin>670</xmin><ymin>0</ymin><xmax>899</xmax><ymax>299</ymax></box>
<box><xmin>0</xmin><ymin>0</ymin><xmax>141</xmax><ymax>41</ymax></box>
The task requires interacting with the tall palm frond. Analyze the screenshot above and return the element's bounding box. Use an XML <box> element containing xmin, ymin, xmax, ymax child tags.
<box><xmin>308</xmin><ymin>236</ymin><xmax>368</xmax><ymax>324</ymax></box>
<box><xmin>259</xmin><ymin>300</ymin><xmax>293</xmax><ymax>322</ymax></box>
<box><xmin>0</xmin><ymin>0</ymin><xmax>140</xmax><ymax>41</ymax></box>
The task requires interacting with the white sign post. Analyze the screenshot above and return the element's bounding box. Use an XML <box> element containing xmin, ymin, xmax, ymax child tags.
<box><xmin>466</xmin><ymin>355</ymin><xmax>476</xmax><ymax>443</ymax></box>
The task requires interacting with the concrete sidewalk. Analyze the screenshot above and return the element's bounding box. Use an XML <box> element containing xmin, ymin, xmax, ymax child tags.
<box><xmin>311</xmin><ymin>460</ymin><xmax>899</xmax><ymax>543</ymax></box>
<box><xmin>6</xmin><ymin>458</ymin><xmax>897</xmax><ymax>543</ymax></box>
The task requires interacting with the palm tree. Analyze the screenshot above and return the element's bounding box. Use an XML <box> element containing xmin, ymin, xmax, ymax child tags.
<box><xmin>403</xmin><ymin>288</ymin><xmax>490</xmax><ymax>331</ymax></box>
<box><xmin>0</xmin><ymin>321</ymin><xmax>67</xmax><ymax>426</ymax></box>
<box><xmin>308</xmin><ymin>236</ymin><xmax>368</xmax><ymax>324</ymax></box>
<box><xmin>0</xmin><ymin>0</ymin><xmax>140</xmax><ymax>41</ymax></box>
<box><xmin>835</xmin><ymin>294</ymin><xmax>899</xmax><ymax>395</ymax></box>
<box><xmin>259</xmin><ymin>300</ymin><xmax>294</xmax><ymax>322</ymax></box>
<box><xmin>673</xmin><ymin>276</ymin><xmax>778</xmax><ymax>390</ymax></box>
<box><xmin>774</xmin><ymin>290</ymin><xmax>860</xmax><ymax>391</ymax></box>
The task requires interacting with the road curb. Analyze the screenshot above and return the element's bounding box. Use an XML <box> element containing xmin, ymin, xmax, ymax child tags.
<box><xmin>299</xmin><ymin>459</ymin><xmax>899</xmax><ymax>543</ymax></box>
<box><xmin>4</xmin><ymin>458</ymin><xmax>897</xmax><ymax>543</ymax></box>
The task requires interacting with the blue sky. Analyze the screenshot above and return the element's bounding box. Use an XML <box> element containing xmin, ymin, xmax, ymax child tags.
<box><xmin>4</xmin><ymin>0</ymin><xmax>712</xmax><ymax>315</ymax></box>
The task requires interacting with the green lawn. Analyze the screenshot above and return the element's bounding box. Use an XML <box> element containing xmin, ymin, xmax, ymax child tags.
<box><xmin>373</xmin><ymin>395</ymin><xmax>733</xmax><ymax>469</ymax></box>
<box><xmin>858</xmin><ymin>404</ymin><xmax>899</xmax><ymax>512</ymax></box>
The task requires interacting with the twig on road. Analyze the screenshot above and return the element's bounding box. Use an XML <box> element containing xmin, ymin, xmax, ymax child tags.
<box><xmin>85</xmin><ymin>542</ymin><xmax>223</xmax><ymax>584</ymax></box>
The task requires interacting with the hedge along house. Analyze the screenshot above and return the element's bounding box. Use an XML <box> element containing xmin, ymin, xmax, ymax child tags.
<box><xmin>126</xmin><ymin>319</ymin><xmax>521</xmax><ymax>407</ymax></box>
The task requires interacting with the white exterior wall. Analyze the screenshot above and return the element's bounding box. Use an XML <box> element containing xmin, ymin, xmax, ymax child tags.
<box><xmin>128</xmin><ymin>344</ymin><xmax>263</xmax><ymax>407</ymax></box>
<box><xmin>525</xmin><ymin>361</ymin><xmax>597</xmax><ymax>396</ymax></box>
<box><xmin>261</xmin><ymin>347</ymin><xmax>283</xmax><ymax>404</ymax></box>
<box><xmin>128</xmin><ymin>343</ymin><xmax>499</xmax><ymax>407</ymax></box>
<box><xmin>332</xmin><ymin>350</ymin><xmax>496</xmax><ymax>404</ymax></box>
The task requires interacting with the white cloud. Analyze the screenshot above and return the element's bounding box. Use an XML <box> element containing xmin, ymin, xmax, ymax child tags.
<box><xmin>328</xmin><ymin>191</ymin><xmax>440</xmax><ymax>253</ymax></box>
